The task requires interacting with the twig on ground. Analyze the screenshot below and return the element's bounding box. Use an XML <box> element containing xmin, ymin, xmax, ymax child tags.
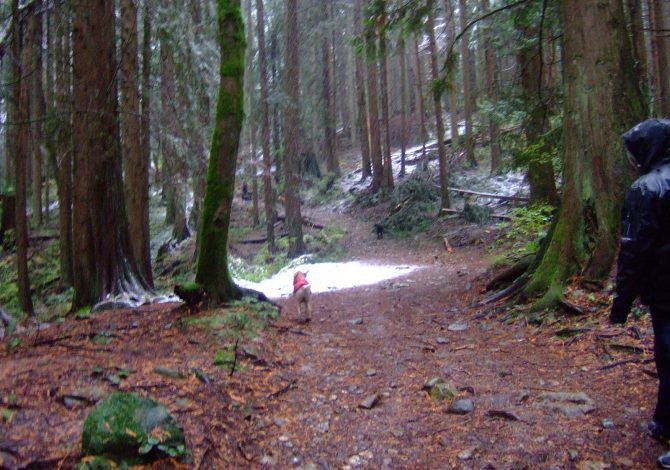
<box><xmin>598</xmin><ymin>357</ymin><xmax>653</xmax><ymax>371</ymax></box>
<box><xmin>267</xmin><ymin>379</ymin><xmax>297</xmax><ymax>400</ymax></box>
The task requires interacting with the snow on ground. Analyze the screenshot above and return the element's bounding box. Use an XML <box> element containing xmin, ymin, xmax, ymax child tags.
<box><xmin>236</xmin><ymin>261</ymin><xmax>423</xmax><ymax>299</ymax></box>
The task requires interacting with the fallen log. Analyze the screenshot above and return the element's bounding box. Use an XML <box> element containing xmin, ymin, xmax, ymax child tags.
<box><xmin>447</xmin><ymin>187</ymin><xmax>529</xmax><ymax>202</ymax></box>
<box><xmin>441</xmin><ymin>207</ymin><xmax>511</xmax><ymax>221</ymax></box>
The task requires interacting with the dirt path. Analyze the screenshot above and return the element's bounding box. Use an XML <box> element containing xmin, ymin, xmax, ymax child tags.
<box><xmin>0</xmin><ymin>208</ymin><xmax>664</xmax><ymax>468</ymax></box>
<box><xmin>241</xmin><ymin>208</ymin><xmax>662</xmax><ymax>469</ymax></box>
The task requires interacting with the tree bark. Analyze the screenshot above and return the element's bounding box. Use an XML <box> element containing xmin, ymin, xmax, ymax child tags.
<box><xmin>195</xmin><ymin>0</ymin><xmax>245</xmax><ymax>304</ymax></box>
<box><xmin>516</xmin><ymin>14</ymin><xmax>558</xmax><ymax>205</ymax></box>
<box><xmin>121</xmin><ymin>0</ymin><xmax>152</xmax><ymax>286</ymax></box>
<box><xmin>413</xmin><ymin>35</ymin><xmax>427</xmax><ymax>159</ymax></box>
<box><xmin>365</xmin><ymin>8</ymin><xmax>383</xmax><ymax>192</ymax></box>
<box><xmin>524</xmin><ymin>0</ymin><xmax>645</xmax><ymax>309</ymax></box>
<box><xmin>54</xmin><ymin>0</ymin><xmax>73</xmax><ymax>286</ymax></box>
<box><xmin>627</xmin><ymin>0</ymin><xmax>648</xmax><ymax>94</ymax></box>
<box><xmin>445</xmin><ymin>0</ymin><xmax>459</xmax><ymax>147</ymax></box>
<box><xmin>71</xmin><ymin>0</ymin><xmax>150</xmax><ymax>310</ymax></box>
<box><xmin>29</xmin><ymin>0</ymin><xmax>45</xmax><ymax>227</ymax></box>
<box><xmin>480</xmin><ymin>0</ymin><xmax>501</xmax><ymax>174</ymax></box>
<box><xmin>458</xmin><ymin>0</ymin><xmax>476</xmax><ymax>167</ymax></box>
<box><xmin>378</xmin><ymin>0</ymin><xmax>393</xmax><ymax>190</ymax></box>
<box><xmin>399</xmin><ymin>36</ymin><xmax>408</xmax><ymax>178</ymax></box>
<box><xmin>427</xmin><ymin>0</ymin><xmax>450</xmax><ymax>210</ymax></box>
<box><xmin>649</xmin><ymin>0</ymin><xmax>670</xmax><ymax>116</ymax></box>
<box><xmin>244</xmin><ymin>0</ymin><xmax>260</xmax><ymax>227</ymax></box>
<box><xmin>353</xmin><ymin>0</ymin><xmax>371</xmax><ymax>179</ymax></box>
<box><xmin>159</xmin><ymin>35</ymin><xmax>190</xmax><ymax>243</ymax></box>
<box><xmin>322</xmin><ymin>5</ymin><xmax>338</xmax><ymax>176</ymax></box>
<box><xmin>256</xmin><ymin>0</ymin><xmax>276</xmax><ymax>251</ymax></box>
<box><xmin>283</xmin><ymin>0</ymin><xmax>306</xmax><ymax>258</ymax></box>
<box><xmin>12</xmin><ymin>0</ymin><xmax>34</xmax><ymax>315</ymax></box>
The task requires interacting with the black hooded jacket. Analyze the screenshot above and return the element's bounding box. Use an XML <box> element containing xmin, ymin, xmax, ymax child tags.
<box><xmin>612</xmin><ymin>119</ymin><xmax>670</xmax><ymax>321</ymax></box>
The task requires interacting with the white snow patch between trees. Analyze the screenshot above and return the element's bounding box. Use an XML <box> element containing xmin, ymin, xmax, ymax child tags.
<box><xmin>236</xmin><ymin>262</ymin><xmax>422</xmax><ymax>299</ymax></box>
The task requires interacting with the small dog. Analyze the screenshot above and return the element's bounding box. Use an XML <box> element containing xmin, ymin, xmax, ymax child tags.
<box><xmin>293</xmin><ymin>270</ymin><xmax>312</xmax><ymax>322</ymax></box>
<box><xmin>374</xmin><ymin>223</ymin><xmax>384</xmax><ymax>239</ymax></box>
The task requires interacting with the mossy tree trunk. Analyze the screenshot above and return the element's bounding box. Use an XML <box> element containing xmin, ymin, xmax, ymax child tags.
<box><xmin>523</xmin><ymin>0</ymin><xmax>645</xmax><ymax>309</ymax></box>
<box><xmin>195</xmin><ymin>0</ymin><xmax>245</xmax><ymax>304</ymax></box>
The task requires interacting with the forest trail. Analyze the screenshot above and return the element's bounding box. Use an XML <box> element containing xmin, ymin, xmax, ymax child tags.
<box><xmin>242</xmin><ymin>206</ymin><xmax>662</xmax><ymax>469</ymax></box>
<box><xmin>0</xmin><ymin>207</ymin><xmax>664</xmax><ymax>468</ymax></box>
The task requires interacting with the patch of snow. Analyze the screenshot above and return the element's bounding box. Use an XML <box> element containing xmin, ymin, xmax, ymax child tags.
<box><xmin>236</xmin><ymin>261</ymin><xmax>423</xmax><ymax>299</ymax></box>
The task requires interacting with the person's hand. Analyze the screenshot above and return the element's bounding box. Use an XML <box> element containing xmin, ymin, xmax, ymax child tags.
<box><xmin>609</xmin><ymin>298</ymin><xmax>630</xmax><ymax>325</ymax></box>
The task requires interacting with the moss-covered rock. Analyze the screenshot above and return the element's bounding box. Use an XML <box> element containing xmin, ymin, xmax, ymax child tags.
<box><xmin>81</xmin><ymin>392</ymin><xmax>186</xmax><ymax>462</ymax></box>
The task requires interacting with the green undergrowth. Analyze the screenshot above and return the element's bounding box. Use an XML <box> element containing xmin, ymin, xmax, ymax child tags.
<box><xmin>358</xmin><ymin>164</ymin><xmax>440</xmax><ymax>238</ymax></box>
<box><xmin>491</xmin><ymin>203</ymin><xmax>555</xmax><ymax>266</ymax></box>
<box><xmin>0</xmin><ymin>230</ymin><xmax>71</xmax><ymax>321</ymax></box>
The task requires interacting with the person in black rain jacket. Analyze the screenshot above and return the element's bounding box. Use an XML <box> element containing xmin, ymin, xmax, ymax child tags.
<box><xmin>611</xmin><ymin>118</ymin><xmax>670</xmax><ymax>465</ymax></box>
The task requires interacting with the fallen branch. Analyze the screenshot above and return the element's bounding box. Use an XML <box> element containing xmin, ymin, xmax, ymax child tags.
<box><xmin>441</xmin><ymin>207</ymin><xmax>511</xmax><ymax>221</ymax></box>
<box><xmin>267</xmin><ymin>379</ymin><xmax>297</xmax><ymax>400</ymax></box>
<box><xmin>447</xmin><ymin>187</ymin><xmax>529</xmax><ymax>202</ymax></box>
<box><xmin>598</xmin><ymin>357</ymin><xmax>653</xmax><ymax>371</ymax></box>
<box><xmin>237</xmin><ymin>232</ymin><xmax>289</xmax><ymax>244</ymax></box>
<box><xmin>558</xmin><ymin>298</ymin><xmax>585</xmax><ymax>315</ymax></box>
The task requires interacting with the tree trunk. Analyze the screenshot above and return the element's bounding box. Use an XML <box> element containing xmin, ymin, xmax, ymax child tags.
<box><xmin>445</xmin><ymin>0</ymin><xmax>459</xmax><ymax>145</ymax></box>
<box><xmin>12</xmin><ymin>0</ymin><xmax>34</xmax><ymax>315</ymax></box>
<box><xmin>627</xmin><ymin>0</ymin><xmax>648</xmax><ymax>94</ymax></box>
<box><xmin>366</xmin><ymin>14</ymin><xmax>383</xmax><ymax>192</ymax></box>
<box><xmin>413</xmin><ymin>35</ymin><xmax>427</xmax><ymax>159</ymax></box>
<box><xmin>71</xmin><ymin>0</ymin><xmax>150</xmax><ymax>310</ymax></box>
<box><xmin>195</xmin><ymin>0</ymin><xmax>245</xmax><ymax>304</ymax></box>
<box><xmin>283</xmin><ymin>0</ymin><xmax>306</xmax><ymax>258</ymax></box>
<box><xmin>256</xmin><ymin>0</ymin><xmax>276</xmax><ymax>251</ymax></box>
<box><xmin>270</xmin><ymin>32</ymin><xmax>282</xmax><ymax>182</ymax></box>
<box><xmin>29</xmin><ymin>0</ymin><xmax>45</xmax><ymax>227</ymax></box>
<box><xmin>458</xmin><ymin>0</ymin><xmax>476</xmax><ymax>167</ymax></box>
<box><xmin>55</xmin><ymin>0</ymin><xmax>73</xmax><ymax>286</ymax></box>
<box><xmin>121</xmin><ymin>0</ymin><xmax>152</xmax><ymax>286</ymax></box>
<box><xmin>516</xmin><ymin>14</ymin><xmax>558</xmax><ymax>205</ymax></box>
<box><xmin>649</xmin><ymin>0</ymin><xmax>670</xmax><ymax>116</ymax></box>
<box><xmin>427</xmin><ymin>1</ymin><xmax>450</xmax><ymax>210</ymax></box>
<box><xmin>244</xmin><ymin>0</ymin><xmax>260</xmax><ymax>227</ymax></box>
<box><xmin>378</xmin><ymin>1</ymin><xmax>393</xmax><ymax>190</ymax></box>
<box><xmin>524</xmin><ymin>0</ymin><xmax>645</xmax><ymax>309</ymax></box>
<box><xmin>399</xmin><ymin>36</ymin><xmax>407</xmax><ymax>178</ymax></box>
<box><xmin>159</xmin><ymin>35</ymin><xmax>190</xmax><ymax>243</ymax></box>
<box><xmin>322</xmin><ymin>6</ymin><xmax>337</xmax><ymax>176</ymax></box>
<box><xmin>353</xmin><ymin>0</ymin><xmax>371</xmax><ymax>179</ymax></box>
<box><xmin>481</xmin><ymin>0</ymin><xmax>501</xmax><ymax>174</ymax></box>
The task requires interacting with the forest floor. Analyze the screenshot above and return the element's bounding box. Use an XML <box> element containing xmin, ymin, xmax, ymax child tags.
<box><xmin>0</xmin><ymin>188</ymin><xmax>666</xmax><ymax>469</ymax></box>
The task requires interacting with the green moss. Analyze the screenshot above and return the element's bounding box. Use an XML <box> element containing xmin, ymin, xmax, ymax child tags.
<box><xmin>81</xmin><ymin>392</ymin><xmax>186</xmax><ymax>462</ymax></box>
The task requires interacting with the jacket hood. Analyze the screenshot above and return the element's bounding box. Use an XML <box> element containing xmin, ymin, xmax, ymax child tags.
<box><xmin>623</xmin><ymin>118</ymin><xmax>670</xmax><ymax>173</ymax></box>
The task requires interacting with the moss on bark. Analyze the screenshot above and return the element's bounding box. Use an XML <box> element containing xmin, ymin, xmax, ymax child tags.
<box><xmin>195</xmin><ymin>0</ymin><xmax>245</xmax><ymax>305</ymax></box>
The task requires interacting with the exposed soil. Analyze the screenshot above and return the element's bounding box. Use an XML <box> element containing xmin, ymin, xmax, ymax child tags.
<box><xmin>0</xmin><ymin>202</ymin><xmax>663</xmax><ymax>469</ymax></box>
